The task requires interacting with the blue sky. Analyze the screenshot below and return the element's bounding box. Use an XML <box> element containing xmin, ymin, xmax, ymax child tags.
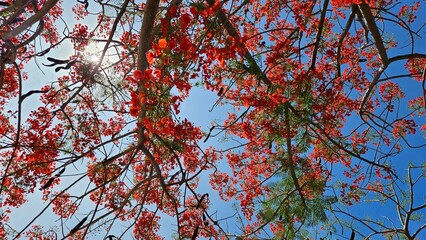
<box><xmin>4</xmin><ymin>1</ymin><xmax>426</xmax><ymax>239</ymax></box>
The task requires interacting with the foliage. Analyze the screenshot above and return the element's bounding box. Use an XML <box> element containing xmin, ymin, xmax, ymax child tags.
<box><xmin>0</xmin><ymin>0</ymin><xmax>425</xmax><ymax>239</ymax></box>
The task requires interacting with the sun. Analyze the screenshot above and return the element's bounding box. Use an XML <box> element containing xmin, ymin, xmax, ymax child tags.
<box><xmin>83</xmin><ymin>40</ymin><xmax>103</xmax><ymax>64</ymax></box>
<box><xmin>87</xmin><ymin>54</ymin><xmax>101</xmax><ymax>63</ymax></box>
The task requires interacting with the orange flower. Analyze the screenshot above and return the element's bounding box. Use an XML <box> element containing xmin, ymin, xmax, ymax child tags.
<box><xmin>158</xmin><ymin>38</ymin><xmax>167</xmax><ymax>49</ymax></box>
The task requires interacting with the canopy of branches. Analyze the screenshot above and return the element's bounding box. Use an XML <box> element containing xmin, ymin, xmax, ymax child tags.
<box><xmin>0</xmin><ymin>0</ymin><xmax>425</xmax><ymax>239</ymax></box>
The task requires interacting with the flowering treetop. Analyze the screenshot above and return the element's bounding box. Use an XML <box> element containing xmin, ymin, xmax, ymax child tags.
<box><xmin>0</xmin><ymin>0</ymin><xmax>425</xmax><ymax>239</ymax></box>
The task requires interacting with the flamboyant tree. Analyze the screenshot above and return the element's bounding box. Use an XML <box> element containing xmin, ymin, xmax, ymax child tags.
<box><xmin>0</xmin><ymin>0</ymin><xmax>425</xmax><ymax>239</ymax></box>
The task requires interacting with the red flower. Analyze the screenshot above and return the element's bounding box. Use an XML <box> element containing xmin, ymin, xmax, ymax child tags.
<box><xmin>167</xmin><ymin>5</ymin><xmax>178</xmax><ymax>18</ymax></box>
<box><xmin>129</xmin><ymin>106</ymin><xmax>139</xmax><ymax>117</ymax></box>
<box><xmin>167</xmin><ymin>39</ymin><xmax>176</xmax><ymax>50</ymax></box>
<box><xmin>179</xmin><ymin>14</ymin><xmax>192</xmax><ymax>30</ymax></box>
<box><xmin>134</xmin><ymin>70</ymin><xmax>143</xmax><ymax>80</ymax></box>
<box><xmin>179</xmin><ymin>37</ymin><xmax>192</xmax><ymax>51</ymax></box>
<box><xmin>129</xmin><ymin>91</ymin><xmax>140</xmax><ymax>117</ymax></box>
<box><xmin>190</xmin><ymin>6</ymin><xmax>198</xmax><ymax>17</ymax></box>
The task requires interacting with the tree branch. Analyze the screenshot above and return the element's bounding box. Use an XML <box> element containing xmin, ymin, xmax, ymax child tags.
<box><xmin>1</xmin><ymin>0</ymin><xmax>60</xmax><ymax>40</ymax></box>
<box><xmin>357</xmin><ymin>1</ymin><xmax>388</xmax><ymax>65</ymax></box>
<box><xmin>284</xmin><ymin>103</ymin><xmax>307</xmax><ymax>209</ymax></box>
<box><xmin>205</xmin><ymin>0</ymin><xmax>271</xmax><ymax>86</ymax></box>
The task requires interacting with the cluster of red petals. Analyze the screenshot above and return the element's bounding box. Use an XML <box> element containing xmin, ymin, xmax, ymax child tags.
<box><xmin>134</xmin><ymin>69</ymin><xmax>143</xmax><ymax>80</ymax></box>
<box><xmin>129</xmin><ymin>90</ymin><xmax>139</xmax><ymax>117</ymax></box>
<box><xmin>331</xmin><ymin>0</ymin><xmax>374</xmax><ymax>7</ymax></box>
<box><xmin>179</xmin><ymin>13</ymin><xmax>192</xmax><ymax>30</ymax></box>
